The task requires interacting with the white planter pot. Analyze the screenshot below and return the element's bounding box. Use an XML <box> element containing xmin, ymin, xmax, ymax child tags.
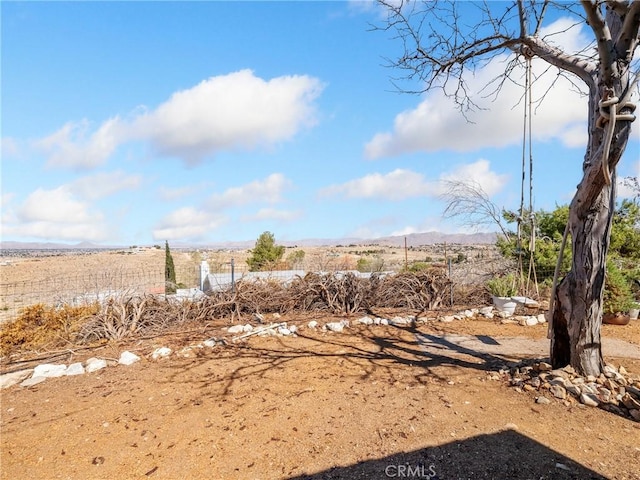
<box><xmin>492</xmin><ymin>296</ymin><xmax>517</xmax><ymax>316</ymax></box>
<box><xmin>630</xmin><ymin>303</ymin><xmax>640</xmax><ymax>320</ymax></box>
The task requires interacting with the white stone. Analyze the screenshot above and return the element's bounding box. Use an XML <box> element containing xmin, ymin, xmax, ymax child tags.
<box><xmin>537</xmin><ymin>314</ymin><xmax>547</xmax><ymax>324</ymax></box>
<box><xmin>340</xmin><ymin>319</ymin><xmax>350</xmax><ymax>327</ymax></box>
<box><xmin>380</xmin><ymin>318</ymin><xmax>389</xmax><ymax>325</ymax></box>
<box><xmin>289</xmin><ymin>325</ymin><xmax>298</xmax><ymax>334</ymax></box>
<box><xmin>152</xmin><ymin>347</ymin><xmax>172</xmax><ymax>359</ymax></box>
<box><xmin>242</xmin><ymin>324</ymin><xmax>253</xmax><ymax>333</ymax></box>
<box><xmin>33</xmin><ymin>364</ymin><xmax>67</xmax><ymax>378</ymax></box>
<box><xmin>479</xmin><ymin>306</ymin><xmax>493</xmax><ymax>316</ymax></box>
<box><xmin>566</xmin><ymin>384</ymin><xmax>581</xmax><ymax>396</ymax></box>
<box><xmin>580</xmin><ymin>392</ymin><xmax>600</xmax><ymax>407</ymax></box>
<box><xmin>203</xmin><ymin>339</ymin><xmax>216</xmax><ymax>348</ymax></box>
<box><xmin>278</xmin><ymin>327</ymin><xmax>292</xmax><ymax>336</ymax></box>
<box><xmin>308</xmin><ymin>321</ymin><xmax>318</xmax><ymax>329</ymax></box>
<box><xmin>227</xmin><ymin>325</ymin><xmax>244</xmax><ymax>334</ymax></box>
<box><xmin>440</xmin><ymin>316</ymin><xmax>455</xmax><ymax>323</ymax></box>
<box><xmin>525</xmin><ymin>316</ymin><xmax>539</xmax><ymax>326</ymax></box>
<box><xmin>484</xmin><ymin>312</ymin><xmax>494</xmax><ymax>319</ymax></box>
<box><xmin>326</xmin><ymin>322</ymin><xmax>345</xmax><ymax>333</ymax></box>
<box><xmin>118</xmin><ymin>351</ymin><xmax>141</xmax><ymax>366</ymax></box>
<box><xmin>391</xmin><ymin>316</ymin><xmax>409</xmax><ymax>326</ymax></box>
<box><xmin>463</xmin><ymin>310</ymin><xmax>474</xmax><ymax>318</ymax></box>
<box><xmin>85</xmin><ymin>358</ymin><xmax>107</xmax><ymax>373</ymax></box>
<box><xmin>65</xmin><ymin>362</ymin><xmax>85</xmax><ymax>376</ymax></box>
<box><xmin>0</xmin><ymin>369</ymin><xmax>33</xmax><ymax>389</ymax></box>
<box><xmin>550</xmin><ymin>385</ymin><xmax>567</xmax><ymax>399</ymax></box>
<box><xmin>358</xmin><ymin>316</ymin><xmax>374</xmax><ymax>325</ymax></box>
<box><xmin>535</xmin><ymin>396</ymin><xmax>551</xmax><ymax>405</ymax></box>
<box><xmin>20</xmin><ymin>376</ymin><xmax>47</xmax><ymax>387</ymax></box>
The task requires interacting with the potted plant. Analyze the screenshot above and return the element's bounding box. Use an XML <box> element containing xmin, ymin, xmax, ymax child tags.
<box><xmin>487</xmin><ymin>273</ymin><xmax>518</xmax><ymax>315</ymax></box>
<box><xmin>602</xmin><ymin>262</ymin><xmax>635</xmax><ymax>325</ymax></box>
<box><xmin>622</xmin><ymin>267</ymin><xmax>640</xmax><ymax>320</ymax></box>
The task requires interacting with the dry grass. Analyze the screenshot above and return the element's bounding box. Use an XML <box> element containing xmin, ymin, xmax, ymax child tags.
<box><xmin>0</xmin><ymin>303</ymin><xmax>99</xmax><ymax>356</ymax></box>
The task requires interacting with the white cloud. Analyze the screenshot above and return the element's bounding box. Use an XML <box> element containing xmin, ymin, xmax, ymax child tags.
<box><xmin>68</xmin><ymin>170</ymin><xmax>142</xmax><ymax>200</ymax></box>
<box><xmin>133</xmin><ymin>70</ymin><xmax>323</xmax><ymax>163</ymax></box>
<box><xmin>152</xmin><ymin>207</ymin><xmax>226</xmax><ymax>241</ymax></box>
<box><xmin>207</xmin><ymin>173</ymin><xmax>291</xmax><ymax>209</ymax></box>
<box><xmin>365</xmin><ymin>18</ymin><xmax>591</xmax><ymax>159</ymax></box>
<box><xmin>319</xmin><ymin>169</ymin><xmax>434</xmax><ymax>200</ymax></box>
<box><xmin>242</xmin><ymin>208</ymin><xmax>303</xmax><ymax>222</ymax></box>
<box><xmin>320</xmin><ymin>159</ymin><xmax>507</xmax><ymax>200</ymax></box>
<box><xmin>439</xmin><ymin>159</ymin><xmax>508</xmax><ymax>196</ymax></box>
<box><xmin>4</xmin><ymin>186</ymin><xmax>107</xmax><ymax>241</ymax></box>
<box><xmin>36</xmin><ymin>118</ymin><xmax>123</xmax><ymax>169</ymax></box>
<box><xmin>35</xmin><ymin>71</ymin><xmax>324</xmax><ymax>169</ymax></box>
<box><xmin>18</xmin><ymin>187</ymin><xmax>96</xmax><ymax>223</ymax></box>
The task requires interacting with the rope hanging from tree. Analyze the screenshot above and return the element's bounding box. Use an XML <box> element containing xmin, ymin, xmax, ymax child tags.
<box><xmin>517</xmin><ymin>49</ymin><xmax>539</xmax><ymax>296</ymax></box>
<box><xmin>596</xmin><ymin>86</ymin><xmax>637</xmax><ymax>185</ymax></box>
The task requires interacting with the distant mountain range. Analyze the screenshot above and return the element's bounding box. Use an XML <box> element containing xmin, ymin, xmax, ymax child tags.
<box><xmin>1</xmin><ymin>231</ymin><xmax>497</xmax><ymax>251</ymax></box>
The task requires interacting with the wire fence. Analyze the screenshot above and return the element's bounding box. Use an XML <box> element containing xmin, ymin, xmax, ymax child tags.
<box><xmin>0</xmin><ymin>265</ymin><xmax>199</xmax><ymax>324</ymax></box>
<box><xmin>0</xmin><ymin>255</ymin><xmax>559</xmax><ymax>324</ymax></box>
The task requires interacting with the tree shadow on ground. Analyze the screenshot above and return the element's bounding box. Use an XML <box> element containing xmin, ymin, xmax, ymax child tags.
<box><xmin>161</xmin><ymin>324</ymin><xmax>531</xmax><ymax>398</ymax></box>
<box><xmin>285</xmin><ymin>428</ymin><xmax>605</xmax><ymax>480</ymax></box>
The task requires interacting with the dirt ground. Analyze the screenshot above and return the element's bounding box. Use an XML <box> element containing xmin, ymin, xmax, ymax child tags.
<box><xmin>2</xmin><ymin>249</ymin><xmax>639</xmax><ymax>479</ymax></box>
<box><xmin>2</xmin><ymin>314</ymin><xmax>640</xmax><ymax>480</ymax></box>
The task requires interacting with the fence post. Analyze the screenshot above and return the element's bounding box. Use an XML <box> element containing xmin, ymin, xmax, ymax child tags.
<box><xmin>448</xmin><ymin>258</ymin><xmax>453</xmax><ymax>307</ymax></box>
<box><xmin>199</xmin><ymin>260</ymin><xmax>210</xmax><ymax>291</ymax></box>
<box><xmin>231</xmin><ymin>258</ymin><xmax>235</xmax><ymax>293</ymax></box>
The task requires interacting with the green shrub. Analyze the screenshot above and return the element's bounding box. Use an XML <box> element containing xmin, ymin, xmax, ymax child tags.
<box><xmin>247</xmin><ymin>231</ymin><xmax>285</xmax><ymax>271</ymax></box>
<box><xmin>603</xmin><ymin>261</ymin><xmax>635</xmax><ymax>314</ymax></box>
<box><xmin>486</xmin><ymin>273</ymin><xmax>517</xmax><ymax>297</ymax></box>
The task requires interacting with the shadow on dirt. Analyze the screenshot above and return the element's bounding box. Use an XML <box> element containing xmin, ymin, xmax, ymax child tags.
<box><xmin>160</xmin><ymin>324</ymin><xmax>530</xmax><ymax>397</ymax></box>
<box><xmin>284</xmin><ymin>428</ymin><xmax>605</xmax><ymax>480</ymax></box>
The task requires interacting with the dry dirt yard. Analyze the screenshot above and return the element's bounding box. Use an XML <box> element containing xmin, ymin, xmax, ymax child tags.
<box><xmin>2</xmin><ymin>314</ymin><xmax>640</xmax><ymax>480</ymax></box>
<box><xmin>1</xmin><ymin>249</ymin><xmax>639</xmax><ymax>479</ymax></box>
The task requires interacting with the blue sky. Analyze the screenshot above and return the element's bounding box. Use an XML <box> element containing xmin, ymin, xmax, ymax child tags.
<box><xmin>1</xmin><ymin>1</ymin><xmax>638</xmax><ymax>246</ymax></box>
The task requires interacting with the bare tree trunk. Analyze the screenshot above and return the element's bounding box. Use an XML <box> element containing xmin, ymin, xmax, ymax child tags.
<box><xmin>550</xmin><ymin>184</ymin><xmax>614</xmax><ymax>376</ymax></box>
<box><xmin>550</xmin><ymin>65</ymin><xmax>633</xmax><ymax>376</ymax></box>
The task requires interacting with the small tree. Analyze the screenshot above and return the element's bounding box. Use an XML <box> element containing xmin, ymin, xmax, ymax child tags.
<box><xmin>165</xmin><ymin>240</ymin><xmax>177</xmax><ymax>294</ymax></box>
<box><xmin>247</xmin><ymin>231</ymin><xmax>285</xmax><ymax>271</ymax></box>
<box><xmin>440</xmin><ymin>180</ymin><xmax>511</xmax><ymax>241</ymax></box>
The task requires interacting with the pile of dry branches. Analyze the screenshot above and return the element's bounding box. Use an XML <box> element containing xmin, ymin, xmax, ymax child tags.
<box><xmin>74</xmin><ymin>271</ymin><xmax>452</xmax><ymax>342</ymax></box>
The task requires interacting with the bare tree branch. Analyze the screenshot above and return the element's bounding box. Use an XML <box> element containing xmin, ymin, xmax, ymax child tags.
<box><xmin>581</xmin><ymin>0</ymin><xmax>615</xmax><ymax>85</ymax></box>
<box><xmin>523</xmin><ymin>35</ymin><xmax>598</xmax><ymax>89</ymax></box>
<box><xmin>616</xmin><ymin>0</ymin><xmax>640</xmax><ymax>62</ymax></box>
